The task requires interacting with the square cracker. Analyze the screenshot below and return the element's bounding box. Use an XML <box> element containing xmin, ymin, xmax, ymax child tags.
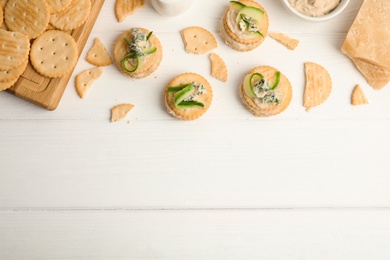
<box><xmin>181</xmin><ymin>26</ymin><xmax>217</xmax><ymax>54</ymax></box>
<box><xmin>86</xmin><ymin>38</ymin><xmax>112</xmax><ymax>66</ymax></box>
<box><xmin>115</xmin><ymin>0</ymin><xmax>144</xmax><ymax>23</ymax></box>
<box><xmin>342</xmin><ymin>0</ymin><xmax>390</xmax><ymax>90</ymax></box>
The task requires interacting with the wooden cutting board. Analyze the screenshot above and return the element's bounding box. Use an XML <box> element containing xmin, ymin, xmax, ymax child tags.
<box><xmin>8</xmin><ymin>0</ymin><xmax>105</xmax><ymax>110</ymax></box>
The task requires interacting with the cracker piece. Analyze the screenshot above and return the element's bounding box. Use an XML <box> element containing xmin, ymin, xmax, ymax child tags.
<box><xmin>0</xmin><ymin>56</ymin><xmax>28</xmax><ymax>82</ymax></box>
<box><xmin>303</xmin><ymin>62</ymin><xmax>332</xmax><ymax>110</ymax></box>
<box><xmin>110</xmin><ymin>103</ymin><xmax>135</xmax><ymax>122</ymax></box>
<box><xmin>239</xmin><ymin>66</ymin><xmax>293</xmax><ymax>117</ymax></box>
<box><xmin>181</xmin><ymin>26</ymin><xmax>217</xmax><ymax>54</ymax></box>
<box><xmin>0</xmin><ymin>76</ymin><xmax>18</xmax><ymax>91</ymax></box>
<box><xmin>0</xmin><ymin>30</ymin><xmax>30</xmax><ymax>71</ymax></box>
<box><xmin>0</xmin><ymin>5</ymin><xmax>3</xmax><ymax>28</ymax></box>
<box><xmin>30</xmin><ymin>30</ymin><xmax>78</xmax><ymax>78</ymax></box>
<box><xmin>46</xmin><ymin>0</ymin><xmax>72</xmax><ymax>13</ymax></box>
<box><xmin>75</xmin><ymin>67</ymin><xmax>103</xmax><ymax>98</ymax></box>
<box><xmin>1</xmin><ymin>0</ymin><xmax>7</xmax><ymax>9</ymax></box>
<box><xmin>4</xmin><ymin>0</ymin><xmax>50</xmax><ymax>39</ymax></box>
<box><xmin>164</xmin><ymin>73</ymin><xmax>213</xmax><ymax>121</ymax></box>
<box><xmin>115</xmin><ymin>0</ymin><xmax>145</xmax><ymax>23</ymax></box>
<box><xmin>269</xmin><ymin>32</ymin><xmax>299</xmax><ymax>50</ymax></box>
<box><xmin>351</xmin><ymin>84</ymin><xmax>368</xmax><ymax>106</ymax></box>
<box><xmin>341</xmin><ymin>0</ymin><xmax>390</xmax><ymax>90</ymax></box>
<box><xmin>210</xmin><ymin>53</ymin><xmax>228</xmax><ymax>82</ymax></box>
<box><xmin>114</xmin><ymin>28</ymin><xmax>162</xmax><ymax>79</ymax></box>
<box><xmin>50</xmin><ymin>0</ymin><xmax>91</xmax><ymax>31</ymax></box>
<box><xmin>86</xmin><ymin>38</ymin><xmax>113</xmax><ymax>66</ymax></box>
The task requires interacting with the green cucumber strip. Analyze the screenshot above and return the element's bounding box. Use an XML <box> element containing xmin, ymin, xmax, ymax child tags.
<box><xmin>253</xmin><ymin>31</ymin><xmax>264</xmax><ymax>38</ymax></box>
<box><xmin>243</xmin><ymin>74</ymin><xmax>256</xmax><ymax>98</ymax></box>
<box><xmin>270</xmin><ymin>71</ymin><xmax>281</xmax><ymax>90</ymax></box>
<box><xmin>144</xmin><ymin>46</ymin><xmax>157</xmax><ymax>55</ymax></box>
<box><xmin>146</xmin><ymin>31</ymin><xmax>153</xmax><ymax>41</ymax></box>
<box><xmin>168</xmin><ymin>84</ymin><xmax>192</xmax><ymax>93</ymax></box>
<box><xmin>121</xmin><ymin>55</ymin><xmax>141</xmax><ymax>73</ymax></box>
<box><xmin>250</xmin><ymin>72</ymin><xmax>264</xmax><ymax>90</ymax></box>
<box><xmin>177</xmin><ymin>101</ymin><xmax>205</xmax><ymax>109</ymax></box>
<box><xmin>174</xmin><ymin>84</ymin><xmax>195</xmax><ymax>106</ymax></box>
<box><xmin>230</xmin><ymin>1</ymin><xmax>245</xmax><ymax>12</ymax></box>
<box><xmin>123</xmin><ymin>38</ymin><xmax>132</xmax><ymax>46</ymax></box>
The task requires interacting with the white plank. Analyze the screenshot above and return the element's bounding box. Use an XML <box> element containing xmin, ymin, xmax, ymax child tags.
<box><xmin>1</xmin><ymin>209</ymin><xmax>390</xmax><ymax>259</ymax></box>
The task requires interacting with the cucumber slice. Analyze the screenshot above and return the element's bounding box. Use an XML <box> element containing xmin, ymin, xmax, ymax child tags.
<box><xmin>144</xmin><ymin>46</ymin><xmax>157</xmax><ymax>55</ymax></box>
<box><xmin>270</xmin><ymin>71</ymin><xmax>281</xmax><ymax>90</ymax></box>
<box><xmin>236</xmin><ymin>6</ymin><xmax>264</xmax><ymax>27</ymax></box>
<box><xmin>177</xmin><ymin>101</ymin><xmax>205</xmax><ymax>109</ymax></box>
<box><xmin>243</xmin><ymin>74</ymin><xmax>256</xmax><ymax>98</ymax></box>
<box><xmin>146</xmin><ymin>31</ymin><xmax>153</xmax><ymax>41</ymax></box>
<box><xmin>121</xmin><ymin>54</ymin><xmax>141</xmax><ymax>73</ymax></box>
<box><xmin>174</xmin><ymin>84</ymin><xmax>195</xmax><ymax>106</ymax></box>
<box><xmin>168</xmin><ymin>84</ymin><xmax>191</xmax><ymax>93</ymax></box>
<box><xmin>230</xmin><ymin>1</ymin><xmax>245</xmax><ymax>12</ymax></box>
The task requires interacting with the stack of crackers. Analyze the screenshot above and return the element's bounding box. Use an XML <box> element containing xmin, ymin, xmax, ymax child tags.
<box><xmin>0</xmin><ymin>0</ymin><xmax>92</xmax><ymax>92</ymax></box>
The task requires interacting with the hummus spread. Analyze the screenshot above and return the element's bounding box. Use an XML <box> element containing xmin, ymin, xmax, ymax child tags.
<box><xmin>288</xmin><ymin>0</ymin><xmax>340</xmax><ymax>17</ymax></box>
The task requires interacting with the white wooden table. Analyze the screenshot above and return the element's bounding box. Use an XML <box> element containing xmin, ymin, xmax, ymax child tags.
<box><xmin>1</xmin><ymin>0</ymin><xmax>390</xmax><ymax>259</ymax></box>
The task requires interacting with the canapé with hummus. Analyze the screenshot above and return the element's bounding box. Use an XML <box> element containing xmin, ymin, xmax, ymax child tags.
<box><xmin>220</xmin><ymin>0</ymin><xmax>269</xmax><ymax>52</ymax></box>
<box><xmin>239</xmin><ymin>66</ymin><xmax>293</xmax><ymax>116</ymax></box>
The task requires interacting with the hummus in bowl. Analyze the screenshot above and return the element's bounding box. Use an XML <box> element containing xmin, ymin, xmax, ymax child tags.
<box><xmin>281</xmin><ymin>0</ymin><xmax>350</xmax><ymax>22</ymax></box>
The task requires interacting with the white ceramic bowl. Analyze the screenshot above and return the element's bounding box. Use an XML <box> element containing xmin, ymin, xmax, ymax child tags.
<box><xmin>280</xmin><ymin>0</ymin><xmax>350</xmax><ymax>22</ymax></box>
<box><xmin>150</xmin><ymin>0</ymin><xmax>194</xmax><ymax>17</ymax></box>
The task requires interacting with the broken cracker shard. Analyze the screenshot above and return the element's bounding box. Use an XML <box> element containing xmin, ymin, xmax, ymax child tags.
<box><xmin>341</xmin><ymin>0</ymin><xmax>390</xmax><ymax>90</ymax></box>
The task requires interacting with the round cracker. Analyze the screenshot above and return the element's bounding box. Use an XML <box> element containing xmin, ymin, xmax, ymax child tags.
<box><xmin>30</xmin><ymin>30</ymin><xmax>78</xmax><ymax>78</ymax></box>
<box><xmin>239</xmin><ymin>66</ymin><xmax>293</xmax><ymax>117</ymax></box>
<box><xmin>114</xmin><ymin>28</ymin><xmax>162</xmax><ymax>79</ymax></box>
<box><xmin>219</xmin><ymin>15</ymin><xmax>261</xmax><ymax>52</ymax></box>
<box><xmin>50</xmin><ymin>0</ymin><xmax>91</xmax><ymax>31</ymax></box>
<box><xmin>0</xmin><ymin>76</ymin><xmax>18</xmax><ymax>91</ymax></box>
<box><xmin>0</xmin><ymin>56</ymin><xmax>28</xmax><ymax>82</ymax></box>
<box><xmin>46</xmin><ymin>0</ymin><xmax>72</xmax><ymax>13</ymax></box>
<box><xmin>5</xmin><ymin>0</ymin><xmax>49</xmax><ymax>39</ymax></box>
<box><xmin>164</xmin><ymin>73</ymin><xmax>213</xmax><ymax>121</ymax></box>
<box><xmin>0</xmin><ymin>30</ymin><xmax>30</xmax><ymax>70</ymax></box>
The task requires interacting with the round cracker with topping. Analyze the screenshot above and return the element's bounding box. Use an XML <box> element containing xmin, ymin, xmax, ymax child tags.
<box><xmin>50</xmin><ymin>0</ymin><xmax>91</xmax><ymax>31</ymax></box>
<box><xmin>164</xmin><ymin>73</ymin><xmax>213</xmax><ymax>121</ymax></box>
<box><xmin>5</xmin><ymin>0</ymin><xmax>49</xmax><ymax>39</ymax></box>
<box><xmin>30</xmin><ymin>30</ymin><xmax>78</xmax><ymax>78</ymax></box>
<box><xmin>114</xmin><ymin>28</ymin><xmax>162</xmax><ymax>79</ymax></box>
<box><xmin>239</xmin><ymin>66</ymin><xmax>292</xmax><ymax>117</ymax></box>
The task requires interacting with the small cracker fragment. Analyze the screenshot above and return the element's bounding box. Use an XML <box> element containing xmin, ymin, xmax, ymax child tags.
<box><xmin>115</xmin><ymin>0</ymin><xmax>145</xmax><ymax>23</ymax></box>
<box><xmin>209</xmin><ymin>53</ymin><xmax>228</xmax><ymax>82</ymax></box>
<box><xmin>30</xmin><ymin>30</ymin><xmax>78</xmax><ymax>78</ymax></box>
<box><xmin>110</xmin><ymin>103</ymin><xmax>135</xmax><ymax>122</ymax></box>
<box><xmin>0</xmin><ymin>56</ymin><xmax>28</xmax><ymax>82</ymax></box>
<box><xmin>4</xmin><ymin>0</ymin><xmax>50</xmax><ymax>39</ymax></box>
<box><xmin>46</xmin><ymin>0</ymin><xmax>72</xmax><ymax>13</ymax></box>
<box><xmin>86</xmin><ymin>38</ymin><xmax>112</xmax><ymax>66</ymax></box>
<box><xmin>50</xmin><ymin>0</ymin><xmax>91</xmax><ymax>31</ymax></box>
<box><xmin>75</xmin><ymin>67</ymin><xmax>103</xmax><ymax>98</ymax></box>
<box><xmin>351</xmin><ymin>84</ymin><xmax>368</xmax><ymax>106</ymax></box>
<box><xmin>269</xmin><ymin>32</ymin><xmax>299</xmax><ymax>50</ymax></box>
<box><xmin>0</xmin><ymin>29</ymin><xmax>30</xmax><ymax>71</ymax></box>
<box><xmin>181</xmin><ymin>26</ymin><xmax>217</xmax><ymax>54</ymax></box>
<box><xmin>303</xmin><ymin>62</ymin><xmax>332</xmax><ymax>110</ymax></box>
